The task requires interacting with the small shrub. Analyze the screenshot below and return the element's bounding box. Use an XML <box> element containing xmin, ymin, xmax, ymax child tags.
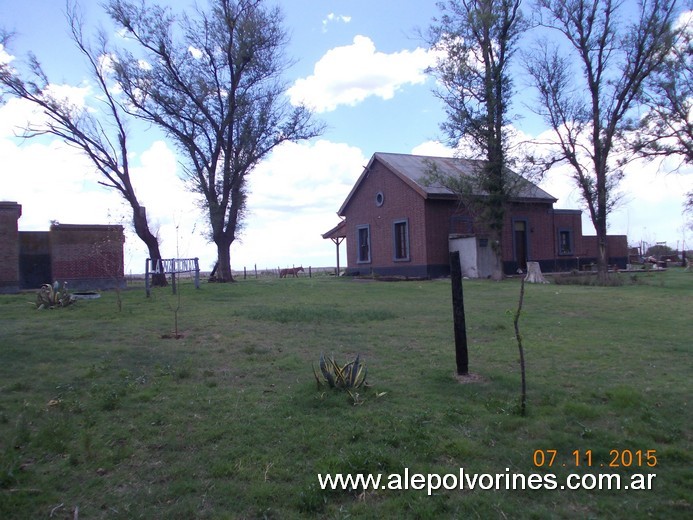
<box><xmin>553</xmin><ymin>273</ymin><xmax>625</xmax><ymax>286</ymax></box>
<box><xmin>313</xmin><ymin>353</ymin><xmax>367</xmax><ymax>391</ymax></box>
<box><xmin>34</xmin><ymin>281</ymin><xmax>74</xmax><ymax>310</ymax></box>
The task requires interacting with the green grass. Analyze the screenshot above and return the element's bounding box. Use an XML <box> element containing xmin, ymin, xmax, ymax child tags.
<box><xmin>0</xmin><ymin>270</ymin><xmax>691</xmax><ymax>519</ymax></box>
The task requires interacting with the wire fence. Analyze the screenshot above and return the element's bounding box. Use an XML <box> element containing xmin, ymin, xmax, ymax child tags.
<box><xmin>125</xmin><ymin>265</ymin><xmax>341</xmax><ymax>286</ymax></box>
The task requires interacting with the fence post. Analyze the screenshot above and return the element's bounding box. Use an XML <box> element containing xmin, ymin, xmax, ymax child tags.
<box><xmin>194</xmin><ymin>258</ymin><xmax>200</xmax><ymax>289</ymax></box>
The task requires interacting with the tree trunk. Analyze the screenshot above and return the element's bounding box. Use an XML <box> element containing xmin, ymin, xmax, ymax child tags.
<box><xmin>525</xmin><ymin>262</ymin><xmax>548</xmax><ymax>283</ymax></box>
<box><xmin>213</xmin><ymin>239</ymin><xmax>235</xmax><ymax>283</ymax></box>
<box><xmin>132</xmin><ymin>206</ymin><xmax>167</xmax><ymax>287</ymax></box>
<box><xmin>596</xmin><ymin>224</ymin><xmax>609</xmax><ymax>283</ymax></box>
<box><xmin>490</xmin><ymin>229</ymin><xmax>504</xmax><ymax>281</ymax></box>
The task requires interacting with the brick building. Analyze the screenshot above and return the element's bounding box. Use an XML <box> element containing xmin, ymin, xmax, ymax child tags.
<box><xmin>0</xmin><ymin>201</ymin><xmax>125</xmax><ymax>293</ymax></box>
<box><xmin>323</xmin><ymin>153</ymin><xmax>628</xmax><ymax>278</ymax></box>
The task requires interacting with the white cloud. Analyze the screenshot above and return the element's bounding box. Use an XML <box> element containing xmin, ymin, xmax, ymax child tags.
<box><xmin>287</xmin><ymin>35</ymin><xmax>436</xmax><ymax>113</ymax></box>
<box><xmin>0</xmin><ymin>82</ymin><xmax>94</xmax><ymax>139</ymax></box>
<box><xmin>188</xmin><ymin>46</ymin><xmax>203</xmax><ymax>59</ymax></box>
<box><xmin>0</xmin><ymin>43</ymin><xmax>14</xmax><ymax>66</ymax></box>
<box><xmin>411</xmin><ymin>140</ymin><xmax>454</xmax><ymax>157</ymax></box>
<box><xmin>675</xmin><ymin>9</ymin><xmax>692</xmax><ymax>30</ymax></box>
<box><xmin>322</xmin><ymin>13</ymin><xmax>352</xmax><ymax>33</ymax></box>
<box><xmin>0</xmin><ymin>97</ymin><xmax>43</xmax><ymax>138</ymax></box>
<box><xmin>0</xmin><ymin>137</ymin><xmax>117</xmax><ymax>228</ymax></box>
<box><xmin>234</xmin><ymin>139</ymin><xmax>367</xmax><ymax>268</ymax></box>
<box><xmin>609</xmin><ymin>157</ymin><xmax>692</xmax><ymax>246</ymax></box>
<box><xmin>44</xmin><ymin>83</ymin><xmax>91</xmax><ymax>108</ymax></box>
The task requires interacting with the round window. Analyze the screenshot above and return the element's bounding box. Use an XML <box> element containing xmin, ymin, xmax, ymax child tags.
<box><xmin>375</xmin><ymin>191</ymin><xmax>384</xmax><ymax>207</ymax></box>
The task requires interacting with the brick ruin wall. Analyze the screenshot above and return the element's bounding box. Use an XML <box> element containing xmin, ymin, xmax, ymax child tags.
<box><xmin>0</xmin><ymin>202</ymin><xmax>125</xmax><ymax>293</ymax></box>
<box><xmin>50</xmin><ymin>224</ymin><xmax>126</xmax><ymax>290</ymax></box>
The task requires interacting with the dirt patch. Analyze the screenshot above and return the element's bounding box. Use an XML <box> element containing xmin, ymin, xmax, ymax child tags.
<box><xmin>161</xmin><ymin>333</ymin><xmax>185</xmax><ymax>340</ymax></box>
<box><xmin>454</xmin><ymin>372</ymin><xmax>486</xmax><ymax>384</ymax></box>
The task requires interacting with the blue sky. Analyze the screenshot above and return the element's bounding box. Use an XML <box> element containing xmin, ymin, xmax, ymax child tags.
<box><xmin>1</xmin><ymin>0</ymin><xmax>691</xmax><ymax>274</ymax></box>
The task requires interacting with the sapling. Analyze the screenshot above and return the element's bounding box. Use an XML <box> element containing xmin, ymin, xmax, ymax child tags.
<box><xmin>513</xmin><ymin>278</ymin><xmax>527</xmax><ymax>416</ymax></box>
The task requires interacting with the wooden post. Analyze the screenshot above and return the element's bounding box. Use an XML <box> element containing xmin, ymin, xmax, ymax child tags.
<box><xmin>336</xmin><ymin>239</ymin><xmax>340</xmax><ymax>275</ymax></box>
<box><xmin>309</xmin><ymin>266</ymin><xmax>312</xmax><ymax>278</ymax></box>
<box><xmin>449</xmin><ymin>251</ymin><xmax>469</xmax><ymax>375</ymax></box>
<box><xmin>333</xmin><ymin>237</ymin><xmax>342</xmax><ymax>276</ymax></box>
<box><xmin>244</xmin><ymin>266</ymin><xmax>247</xmax><ymax>280</ymax></box>
<box><xmin>194</xmin><ymin>258</ymin><xmax>200</xmax><ymax>289</ymax></box>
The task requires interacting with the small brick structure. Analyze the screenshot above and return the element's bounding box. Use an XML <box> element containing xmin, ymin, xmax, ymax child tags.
<box><xmin>0</xmin><ymin>201</ymin><xmax>125</xmax><ymax>293</ymax></box>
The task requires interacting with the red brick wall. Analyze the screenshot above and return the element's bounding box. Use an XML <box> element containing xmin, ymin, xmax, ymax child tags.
<box><xmin>425</xmin><ymin>199</ymin><xmax>458</xmax><ymax>266</ymax></box>
<box><xmin>0</xmin><ymin>202</ymin><xmax>22</xmax><ymax>293</ymax></box>
<box><xmin>339</xmin><ymin>162</ymin><xmax>628</xmax><ymax>276</ymax></box>
<box><xmin>582</xmin><ymin>235</ymin><xmax>629</xmax><ymax>262</ymax></box>
<box><xmin>50</xmin><ymin>224</ymin><xmax>125</xmax><ymax>289</ymax></box>
<box><xmin>343</xmin><ymin>161</ymin><xmax>431</xmax><ymax>274</ymax></box>
<box><xmin>501</xmin><ymin>202</ymin><xmax>555</xmax><ymax>262</ymax></box>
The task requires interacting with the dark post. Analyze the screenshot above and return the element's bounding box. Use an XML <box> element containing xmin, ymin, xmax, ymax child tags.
<box><xmin>145</xmin><ymin>258</ymin><xmax>151</xmax><ymax>297</ymax></box>
<box><xmin>194</xmin><ymin>258</ymin><xmax>200</xmax><ymax>289</ymax></box>
<box><xmin>449</xmin><ymin>251</ymin><xmax>469</xmax><ymax>375</ymax></box>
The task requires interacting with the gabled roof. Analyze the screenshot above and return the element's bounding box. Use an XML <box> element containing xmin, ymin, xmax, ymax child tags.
<box><xmin>338</xmin><ymin>152</ymin><xmax>557</xmax><ymax>216</ymax></box>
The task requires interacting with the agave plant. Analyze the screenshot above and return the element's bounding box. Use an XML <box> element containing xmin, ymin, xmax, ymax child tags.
<box><xmin>313</xmin><ymin>353</ymin><xmax>367</xmax><ymax>391</ymax></box>
<box><xmin>35</xmin><ymin>281</ymin><xmax>75</xmax><ymax>310</ymax></box>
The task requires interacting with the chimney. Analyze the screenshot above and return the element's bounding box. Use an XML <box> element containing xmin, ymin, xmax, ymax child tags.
<box><xmin>0</xmin><ymin>202</ymin><xmax>22</xmax><ymax>293</ymax></box>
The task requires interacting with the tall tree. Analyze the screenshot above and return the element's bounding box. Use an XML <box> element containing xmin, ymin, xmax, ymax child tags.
<box><xmin>632</xmin><ymin>11</ymin><xmax>692</xmax><ymax>165</ymax></box>
<box><xmin>427</xmin><ymin>0</ymin><xmax>528</xmax><ymax>280</ymax></box>
<box><xmin>0</xmin><ymin>4</ymin><xmax>167</xmax><ymax>286</ymax></box>
<box><xmin>525</xmin><ymin>0</ymin><xmax>679</xmax><ymax>280</ymax></box>
<box><xmin>106</xmin><ymin>0</ymin><xmax>324</xmax><ymax>283</ymax></box>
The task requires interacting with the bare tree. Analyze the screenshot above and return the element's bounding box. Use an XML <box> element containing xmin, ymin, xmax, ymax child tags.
<box><xmin>632</xmin><ymin>11</ymin><xmax>692</xmax><ymax>165</ymax></box>
<box><xmin>0</xmin><ymin>3</ymin><xmax>167</xmax><ymax>286</ymax></box>
<box><xmin>525</xmin><ymin>0</ymin><xmax>679</xmax><ymax>281</ymax></box>
<box><xmin>0</xmin><ymin>30</ymin><xmax>12</xmax><ymax>104</ymax></box>
<box><xmin>106</xmin><ymin>0</ymin><xmax>324</xmax><ymax>283</ymax></box>
<box><xmin>427</xmin><ymin>0</ymin><xmax>528</xmax><ymax>280</ymax></box>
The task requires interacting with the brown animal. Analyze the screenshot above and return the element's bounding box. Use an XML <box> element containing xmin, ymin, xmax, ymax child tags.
<box><xmin>279</xmin><ymin>266</ymin><xmax>304</xmax><ymax>278</ymax></box>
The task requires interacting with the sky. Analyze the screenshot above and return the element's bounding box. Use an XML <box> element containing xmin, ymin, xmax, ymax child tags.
<box><xmin>1</xmin><ymin>0</ymin><xmax>691</xmax><ymax>275</ymax></box>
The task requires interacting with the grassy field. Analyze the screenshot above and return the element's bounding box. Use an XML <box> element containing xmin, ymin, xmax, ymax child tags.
<box><xmin>0</xmin><ymin>269</ymin><xmax>690</xmax><ymax>519</ymax></box>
